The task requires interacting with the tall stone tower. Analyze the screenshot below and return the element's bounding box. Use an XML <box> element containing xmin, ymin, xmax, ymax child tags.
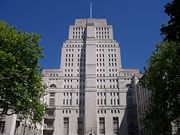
<box><xmin>42</xmin><ymin>19</ymin><xmax>139</xmax><ymax>135</ymax></box>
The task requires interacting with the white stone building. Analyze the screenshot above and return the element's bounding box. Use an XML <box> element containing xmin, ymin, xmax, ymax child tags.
<box><xmin>0</xmin><ymin>18</ymin><xmax>140</xmax><ymax>135</ymax></box>
<box><xmin>0</xmin><ymin>114</ymin><xmax>43</xmax><ymax>135</ymax></box>
<box><xmin>42</xmin><ymin>18</ymin><xmax>140</xmax><ymax>135</ymax></box>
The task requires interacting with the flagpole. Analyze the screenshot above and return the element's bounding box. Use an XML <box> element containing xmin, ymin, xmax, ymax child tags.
<box><xmin>90</xmin><ymin>0</ymin><xmax>92</xmax><ymax>18</ymax></box>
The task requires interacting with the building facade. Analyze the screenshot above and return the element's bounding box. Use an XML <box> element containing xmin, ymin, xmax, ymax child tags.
<box><xmin>0</xmin><ymin>114</ymin><xmax>42</xmax><ymax>135</ymax></box>
<box><xmin>0</xmin><ymin>18</ymin><xmax>140</xmax><ymax>135</ymax></box>
<box><xmin>42</xmin><ymin>18</ymin><xmax>139</xmax><ymax>135</ymax></box>
<box><xmin>1</xmin><ymin>18</ymin><xmax>179</xmax><ymax>135</ymax></box>
<box><xmin>132</xmin><ymin>74</ymin><xmax>151</xmax><ymax>135</ymax></box>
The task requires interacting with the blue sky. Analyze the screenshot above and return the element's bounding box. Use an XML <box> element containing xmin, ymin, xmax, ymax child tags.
<box><xmin>0</xmin><ymin>0</ymin><xmax>170</xmax><ymax>71</ymax></box>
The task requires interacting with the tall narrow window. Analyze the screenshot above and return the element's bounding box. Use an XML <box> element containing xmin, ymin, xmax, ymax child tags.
<box><xmin>77</xmin><ymin>117</ymin><xmax>83</xmax><ymax>134</ymax></box>
<box><xmin>0</xmin><ymin>121</ymin><xmax>5</xmax><ymax>133</ymax></box>
<box><xmin>99</xmin><ymin>117</ymin><xmax>105</xmax><ymax>134</ymax></box>
<box><xmin>113</xmin><ymin>117</ymin><xmax>119</xmax><ymax>134</ymax></box>
<box><xmin>49</xmin><ymin>98</ymin><xmax>54</xmax><ymax>106</ymax></box>
<box><xmin>64</xmin><ymin>117</ymin><xmax>69</xmax><ymax>135</ymax></box>
<box><xmin>49</xmin><ymin>92</ymin><xmax>55</xmax><ymax>107</ymax></box>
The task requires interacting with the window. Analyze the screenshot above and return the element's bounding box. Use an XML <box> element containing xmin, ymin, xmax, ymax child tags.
<box><xmin>99</xmin><ymin>117</ymin><xmax>105</xmax><ymax>134</ymax></box>
<box><xmin>70</xmin><ymin>99</ymin><xmax>72</xmax><ymax>105</ymax></box>
<box><xmin>50</xmin><ymin>84</ymin><xmax>57</xmax><ymax>88</ymax></box>
<box><xmin>76</xmin><ymin>99</ymin><xmax>78</xmax><ymax>105</ymax></box>
<box><xmin>47</xmin><ymin>110</ymin><xmax>54</xmax><ymax>117</ymax></box>
<box><xmin>113</xmin><ymin>117</ymin><xmax>119</xmax><ymax>134</ymax></box>
<box><xmin>117</xmin><ymin>99</ymin><xmax>119</xmax><ymax>105</ymax></box>
<box><xmin>49</xmin><ymin>98</ymin><xmax>55</xmax><ymax>107</ymax></box>
<box><xmin>50</xmin><ymin>93</ymin><xmax>55</xmax><ymax>97</ymax></box>
<box><xmin>78</xmin><ymin>117</ymin><xmax>83</xmax><ymax>134</ymax></box>
<box><xmin>66</xmin><ymin>99</ymin><xmax>68</xmax><ymax>105</ymax></box>
<box><xmin>44</xmin><ymin>121</ymin><xmax>53</xmax><ymax>130</ymax></box>
<box><xmin>63</xmin><ymin>99</ymin><xmax>65</xmax><ymax>105</ymax></box>
<box><xmin>0</xmin><ymin>121</ymin><xmax>5</xmax><ymax>133</ymax></box>
<box><xmin>64</xmin><ymin>117</ymin><xmax>69</xmax><ymax>135</ymax></box>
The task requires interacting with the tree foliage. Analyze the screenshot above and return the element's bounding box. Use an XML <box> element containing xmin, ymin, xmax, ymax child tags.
<box><xmin>140</xmin><ymin>41</ymin><xmax>180</xmax><ymax>134</ymax></box>
<box><xmin>0</xmin><ymin>20</ymin><xmax>45</xmax><ymax>123</ymax></box>
<box><xmin>161</xmin><ymin>0</ymin><xmax>180</xmax><ymax>41</ymax></box>
<box><xmin>140</xmin><ymin>0</ymin><xmax>180</xmax><ymax>134</ymax></box>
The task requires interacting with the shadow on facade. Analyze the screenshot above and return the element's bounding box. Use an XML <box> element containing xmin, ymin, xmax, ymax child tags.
<box><xmin>125</xmin><ymin>83</ymin><xmax>139</xmax><ymax>135</ymax></box>
<box><xmin>77</xmin><ymin>31</ymin><xmax>86</xmax><ymax>135</ymax></box>
<box><xmin>119</xmin><ymin>109</ymin><xmax>128</xmax><ymax>134</ymax></box>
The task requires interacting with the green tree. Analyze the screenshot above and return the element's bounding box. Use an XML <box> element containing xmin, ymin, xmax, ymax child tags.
<box><xmin>161</xmin><ymin>0</ymin><xmax>180</xmax><ymax>41</ymax></box>
<box><xmin>140</xmin><ymin>41</ymin><xmax>180</xmax><ymax>134</ymax></box>
<box><xmin>140</xmin><ymin>0</ymin><xmax>180</xmax><ymax>134</ymax></box>
<box><xmin>0</xmin><ymin>20</ymin><xmax>45</xmax><ymax>123</ymax></box>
